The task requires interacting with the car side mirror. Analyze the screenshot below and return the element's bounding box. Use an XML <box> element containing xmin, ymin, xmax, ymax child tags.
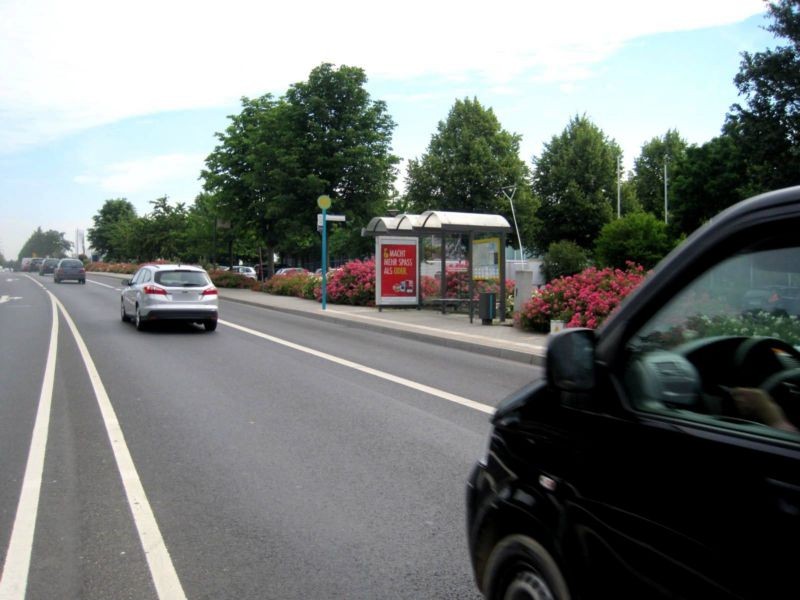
<box><xmin>123</xmin><ymin>279</ymin><xmax>132</xmax><ymax>286</ymax></box>
<box><xmin>546</xmin><ymin>328</ymin><xmax>596</xmax><ymax>392</ymax></box>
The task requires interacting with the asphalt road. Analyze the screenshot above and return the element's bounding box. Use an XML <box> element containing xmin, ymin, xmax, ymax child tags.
<box><xmin>0</xmin><ymin>271</ymin><xmax>541</xmax><ymax>599</ymax></box>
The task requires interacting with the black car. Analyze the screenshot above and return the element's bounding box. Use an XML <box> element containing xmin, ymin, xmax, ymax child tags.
<box><xmin>28</xmin><ymin>257</ymin><xmax>44</xmax><ymax>273</ymax></box>
<box><xmin>38</xmin><ymin>257</ymin><xmax>60</xmax><ymax>275</ymax></box>
<box><xmin>467</xmin><ymin>186</ymin><xmax>800</xmax><ymax>600</ymax></box>
<box><xmin>54</xmin><ymin>258</ymin><xmax>86</xmax><ymax>283</ymax></box>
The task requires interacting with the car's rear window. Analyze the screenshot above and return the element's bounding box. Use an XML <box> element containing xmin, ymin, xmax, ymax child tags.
<box><xmin>154</xmin><ymin>270</ymin><xmax>210</xmax><ymax>287</ymax></box>
<box><xmin>60</xmin><ymin>259</ymin><xmax>83</xmax><ymax>267</ymax></box>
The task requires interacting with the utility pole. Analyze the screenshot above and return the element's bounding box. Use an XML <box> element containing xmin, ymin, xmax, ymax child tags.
<box><xmin>617</xmin><ymin>155</ymin><xmax>621</xmax><ymax>218</ymax></box>
<box><xmin>664</xmin><ymin>155</ymin><xmax>669</xmax><ymax>224</ymax></box>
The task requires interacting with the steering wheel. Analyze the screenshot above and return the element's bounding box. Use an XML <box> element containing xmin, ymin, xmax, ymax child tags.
<box><xmin>731</xmin><ymin>337</ymin><xmax>800</xmax><ymax>428</ymax></box>
<box><xmin>733</xmin><ymin>337</ymin><xmax>800</xmax><ymax>388</ymax></box>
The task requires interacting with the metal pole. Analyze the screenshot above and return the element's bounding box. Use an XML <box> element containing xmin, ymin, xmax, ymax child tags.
<box><xmin>502</xmin><ymin>186</ymin><xmax>524</xmax><ymax>259</ymax></box>
<box><xmin>322</xmin><ymin>207</ymin><xmax>328</xmax><ymax>310</ymax></box>
<box><xmin>617</xmin><ymin>155</ymin><xmax>621</xmax><ymax>218</ymax></box>
<box><xmin>664</xmin><ymin>156</ymin><xmax>668</xmax><ymax>224</ymax></box>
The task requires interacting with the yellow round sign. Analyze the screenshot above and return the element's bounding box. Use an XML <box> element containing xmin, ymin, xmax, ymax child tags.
<box><xmin>317</xmin><ymin>195</ymin><xmax>332</xmax><ymax>210</ymax></box>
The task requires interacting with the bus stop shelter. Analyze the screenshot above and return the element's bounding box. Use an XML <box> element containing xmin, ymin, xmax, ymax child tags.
<box><xmin>363</xmin><ymin>210</ymin><xmax>513</xmax><ymax>322</ymax></box>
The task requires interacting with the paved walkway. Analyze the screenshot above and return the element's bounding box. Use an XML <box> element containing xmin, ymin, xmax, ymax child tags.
<box><xmin>218</xmin><ymin>288</ymin><xmax>548</xmax><ymax>365</ymax></box>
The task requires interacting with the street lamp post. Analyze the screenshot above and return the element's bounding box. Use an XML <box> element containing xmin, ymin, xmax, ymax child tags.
<box><xmin>501</xmin><ymin>186</ymin><xmax>524</xmax><ymax>260</ymax></box>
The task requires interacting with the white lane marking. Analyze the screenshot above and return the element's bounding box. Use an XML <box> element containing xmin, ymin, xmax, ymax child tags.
<box><xmin>220</xmin><ymin>319</ymin><xmax>495</xmax><ymax>415</ymax></box>
<box><xmin>0</xmin><ymin>298</ymin><xmax>58</xmax><ymax>599</ymax></box>
<box><xmin>0</xmin><ymin>295</ymin><xmax>22</xmax><ymax>304</ymax></box>
<box><xmin>52</xmin><ymin>294</ymin><xmax>188</xmax><ymax>600</ymax></box>
<box><xmin>87</xmin><ymin>279</ymin><xmax>119</xmax><ymax>290</ymax></box>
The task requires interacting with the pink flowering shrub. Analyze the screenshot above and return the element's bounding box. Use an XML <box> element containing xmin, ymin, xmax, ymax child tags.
<box><xmin>316</xmin><ymin>258</ymin><xmax>376</xmax><ymax>306</ymax></box>
<box><xmin>420</xmin><ymin>271</ymin><xmax>515</xmax><ymax>300</ymax></box>
<box><xmin>518</xmin><ymin>263</ymin><xmax>646</xmax><ymax>332</ymax></box>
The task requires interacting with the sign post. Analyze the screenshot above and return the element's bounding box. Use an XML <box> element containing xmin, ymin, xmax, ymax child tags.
<box><xmin>317</xmin><ymin>195</ymin><xmax>332</xmax><ymax>310</ymax></box>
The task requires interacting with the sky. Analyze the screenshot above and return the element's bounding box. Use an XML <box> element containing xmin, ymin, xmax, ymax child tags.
<box><xmin>0</xmin><ymin>0</ymin><xmax>776</xmax><ymax>260</ymax></box>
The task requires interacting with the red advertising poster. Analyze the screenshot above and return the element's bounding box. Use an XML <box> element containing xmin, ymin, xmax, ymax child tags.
<box><xmin>376</xmin><ymin>238</ymin><xmax>419</xmax><ymax>306</ymax></box>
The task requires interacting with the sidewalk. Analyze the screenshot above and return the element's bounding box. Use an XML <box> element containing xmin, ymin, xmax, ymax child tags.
<box><xmin>218</xmin><ymin>288</ymin><xmax>548</xmax><ymax>365</ymax></box>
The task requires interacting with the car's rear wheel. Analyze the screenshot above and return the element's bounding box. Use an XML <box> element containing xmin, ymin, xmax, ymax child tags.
<box><xmin>135</xmin><ymin>306</ymin><xmax>147</xmax><ymax>331</ymax></box>
<box><xmin>204</xmin><ymin>319</ymin><xmax>217</xmax><ymax>332</ymax></box>
<box><xmin>120</xmin><ymin>300</ymin><xmax>130</xmax><ymax>322</ymax></box>
<box><xmin>484</xmin><ymin>535</ymin><xmax>570</xmax><ymax>600</ymax></box>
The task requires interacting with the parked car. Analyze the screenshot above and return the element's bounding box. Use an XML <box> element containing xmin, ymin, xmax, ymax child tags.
<box><xmin>467</xmin><ymin>186</ymin><xmax>800</xmax><ymax>600</ymax></box>
<box><xmin>274</xmin><ymin>267</ymin><xmax>309</xmax><ymax>276</ymax></box>
<box><xmin>54</xmin><ymin>258</ymin><xmax>86</xmax><ymax>283</ymax></box>
<box><xmin>741</xmin><ymin>285</ymin><xmax>800</xmax><ymax>316</ymax></box>
<box><xmin>230</xmin><ymin>265</ymin><xmax>257</xmax><ymax>279</ymax></box>
<box><xmin>20</xmin><ymin>257</ymin><xmax>32</xmax><ymax>272</ymax></box>
<box><xmin>38</xmin><ymin>257</ymin><xmax>60</xmax><ymax>275</ymax></box>
<box><xmin>120</xmin><ymin>264</ymin><xmax>218</xmax><ymax>331</ymax></box>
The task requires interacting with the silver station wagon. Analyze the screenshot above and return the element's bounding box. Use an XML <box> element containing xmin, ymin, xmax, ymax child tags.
<box><xmin>120</xmin><ymin>264</ymin><xmax>219</xmax><ymax>332</ymax></box>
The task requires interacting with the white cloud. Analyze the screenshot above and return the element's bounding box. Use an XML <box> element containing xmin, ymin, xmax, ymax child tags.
<box><xmin>74</xmin><ymin>153</ymin><xmax>206</xmax><ymax>195</ymax></box>
<box><xmin>0</xmin><ymin>0</ymin><xmax>765</xmax><ymax>152</ymax></box>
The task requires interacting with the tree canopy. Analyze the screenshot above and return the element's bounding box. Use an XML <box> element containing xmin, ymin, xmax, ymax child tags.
<box><xmin>18</xmin><ymin>227</ymin><xmax>72</xmax><ymax>259</ymax></box>
<box><xmin>726</xmin><ymin>0</ymin><xmax>800</xmax><ymax>194</ymax></box>
<box><xmin>403</xmin><ymin>97</ymin><xmax>537</xmax><ymax>250</ymax></box>
<box><xmin>202</xmin><ymin>63</ymin><xmax>399</xmax><ymax>267</ymax></box>
<box><xmin>532</xmin><ymin>114</ymin><xmax>621</xmax><ymax>252</ymax></box>
<box><xmin>634</xmin><ymin>129</ymin><xmax>688</xmax><ymax>218</ymax></box>
<box><xmin>87</xmin><ymin>198</ymin><xmax>138</xmax><ymax>261</ymax></box>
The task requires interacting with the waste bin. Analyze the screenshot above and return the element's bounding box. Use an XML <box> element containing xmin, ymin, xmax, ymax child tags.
<box><xmin>478</xmin><ymin>292</ymin><xmax>496</xmax><ymax>325</ymax></box>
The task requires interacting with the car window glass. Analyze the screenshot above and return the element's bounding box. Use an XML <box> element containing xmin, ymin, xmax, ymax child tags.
<box><xmin>624</xmin><ymin>244</ymin><xmax>800</xmax><ymax>441</ymax></box>
<box><xmin>154</xmin><ymin>270</ymin><xmax>209</xmax><ymax>287</ymax></box>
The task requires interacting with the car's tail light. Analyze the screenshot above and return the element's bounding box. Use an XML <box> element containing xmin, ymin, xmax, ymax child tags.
<box><xmin>202</xmin><ymin>287</ymin><xmax>218</xmax><ymax>296</ymax></box>
<box><xmin>79</xmin><ymin>268</ymin><xmax>85</xmax><ymax>274</ymax></box>
<box><xmin>143</xmin><ymin>284</ymin><xmax>167</xmax><ymax>295</ymax></box>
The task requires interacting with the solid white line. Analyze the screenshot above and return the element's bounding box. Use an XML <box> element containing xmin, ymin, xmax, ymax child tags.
<box><xmin>52</xmin><ymin>295</ymin><xmax>187</xmax><ymax>600</ymax></box>
<box><xmin>219</xmin><ymin>319</ymin><xmax>495</xmax><ymax>415</ymax></box>
<box><xmin>86</xmin><ymin>279</ymin><xmax>119</xmax><ymax>290</ymax></box>
<box><xmin>0</xmin><ymin>294</ymin><xmax>58</xmax><ymax>599</ymax></box>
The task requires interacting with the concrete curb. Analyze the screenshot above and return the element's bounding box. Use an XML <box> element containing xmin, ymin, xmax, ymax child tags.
<box><xmin>92</xmin><ymin>271</ymin><xmax>546</xmax><ymax>366</ymax></box>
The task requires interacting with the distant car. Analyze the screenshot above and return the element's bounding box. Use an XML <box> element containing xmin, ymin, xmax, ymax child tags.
<box><xmin>121</xmin><ymin>264</ymin><xmax>218</xmax><ymax>332</ymax></box>
<box><xmin>230</xmin><ymin>265</ymin><xmax>257</xmax><ymax>279</ymax></box>
<box><xmin>20</xmin><ymin>257</ymin><xmax>32</xmax><ymax>272</ymax></box>
<box><xmin>274</xmin><ymin>267</ymin><xmax>309</xmax><ymax>276</ymax></box>
<box><xmin>38</xmin><ymin>258</ymin><xmax>60</xmax><ymax>275</ymax></box>
<box><xmin>54</xmin><ymin>258</ymin><xmax>86</xmax><ymax>284</ymax></box>
<box><xmin>741</xmin><ymin>285</ymin><xmax>800</xmax><ymax>316</ymax></box>
<box><xmin>28</xmin><ymin>258</ymin><xmax>44</xmax><ymax>273</ymax></box>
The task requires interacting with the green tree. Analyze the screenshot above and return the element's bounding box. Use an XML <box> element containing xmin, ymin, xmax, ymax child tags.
<box><xmin>541</xmin><ymin>240</ymin><xmax>589</xmax><ymax>282</ymax></box>
<box><xmin>404</xmin><ymin>97</ymin><xmax>537</xmax><ymax>251</ymax></box>
<box><xmin>18</xmin><ymin>228</ymin><xmax>73</xmax><ymax>259</ymax></box>
<box><xmin>532</xmin><ymin>115</ymin><xmax>621</xmax><ymax>252</ymax></box>
<box><xmin>594</xmin><ymin>211</ymin><xmax>674</xmax><ymax>269</ymax></box>
<box><xmin>633</xmin><ymin>129</ymin><xmax>688</xmax><ymax>217</ymax></box>
<box><xmin>726</xmin><ymin>0</ymin><xmax>800</xmax><ymax>194</ymax></box>
<box><xmin>137</xmin><ymin>197</ymin><xmax>188</xmax><ymax>261</ymax></box>
<box><xmin>669</xmin><ymin>134</ymin><xmax>749</xmax><ymax>235</ymax></box>
<box><xmin>202</xmin><ymin>63</ymin><xmax>398</xmax><ymax>269</ymax></box>
<box><xmin>87</xmin><ymin>199</ymin><xmax>138</xmax><ymax>260</ymax></box>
